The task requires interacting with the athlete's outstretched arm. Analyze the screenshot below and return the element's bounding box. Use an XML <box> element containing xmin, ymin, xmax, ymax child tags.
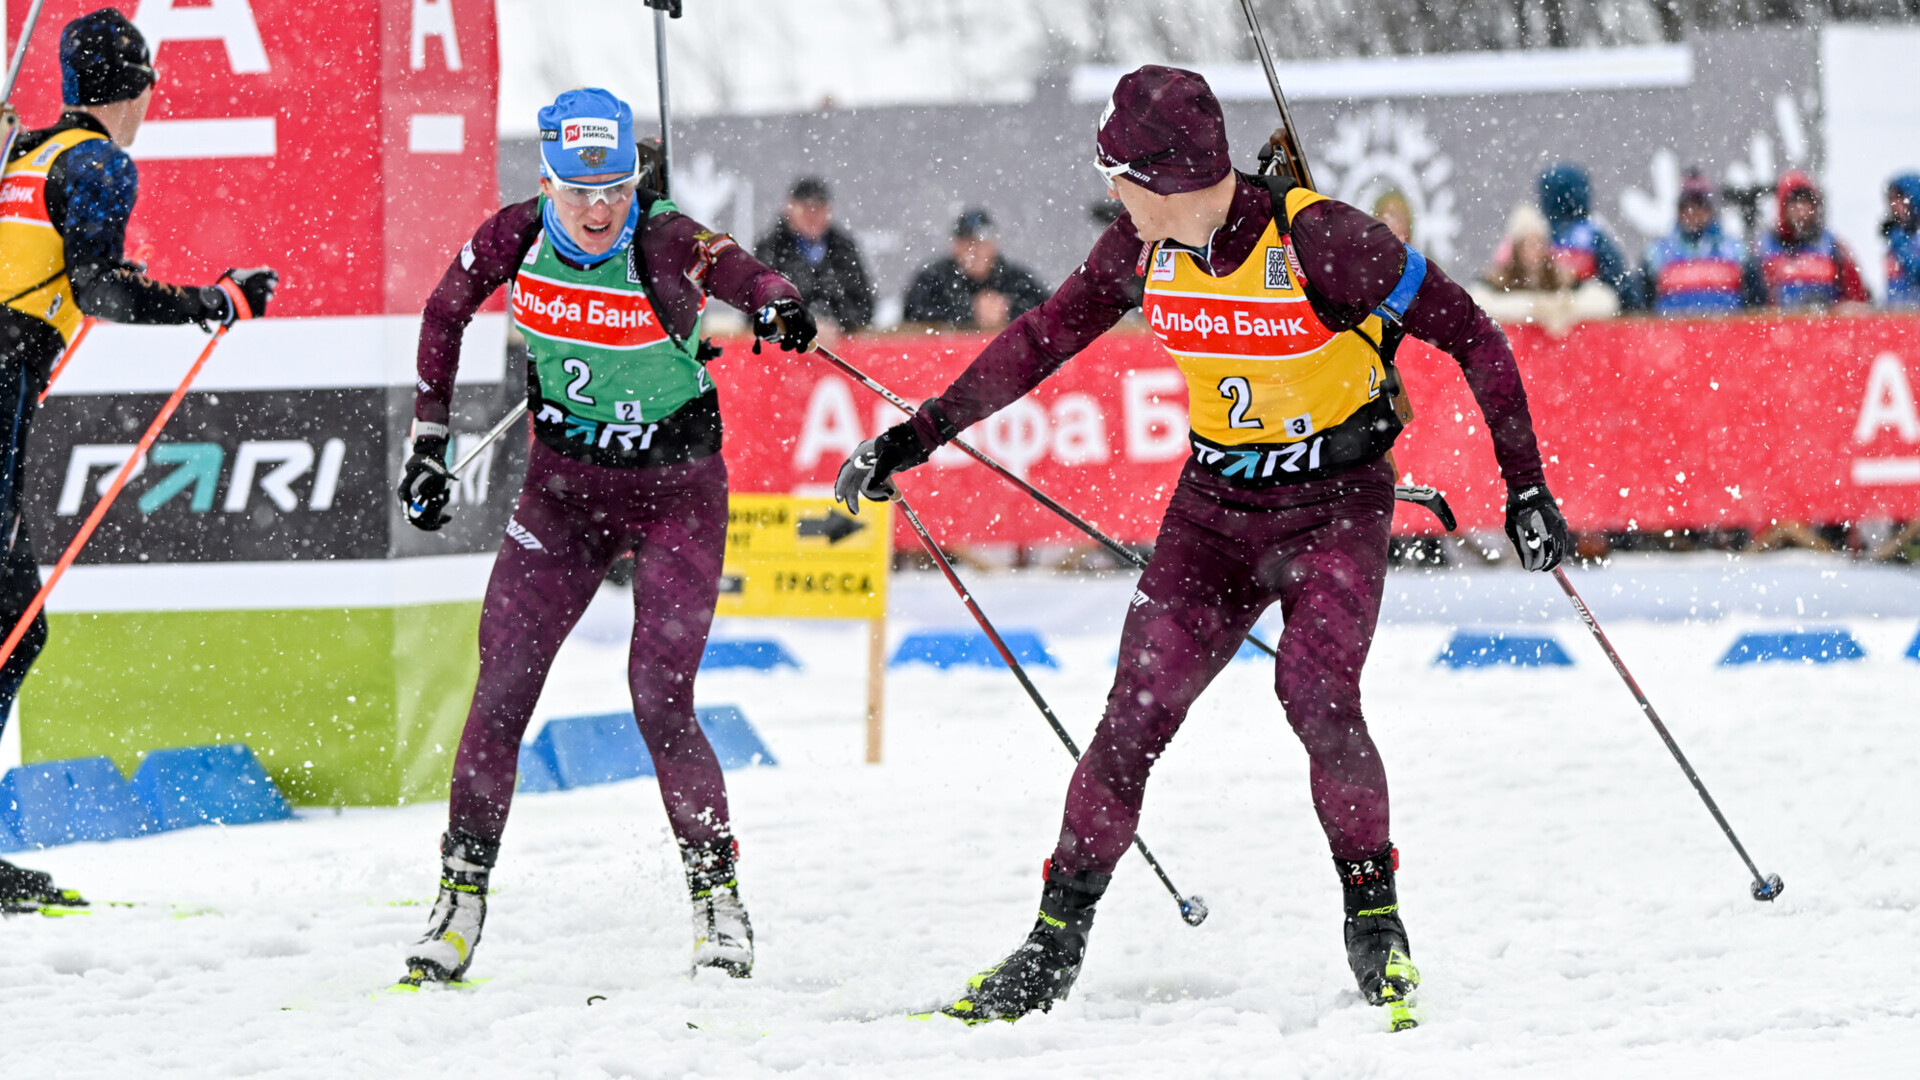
<box><xmin>1291</xmin><ymin>200</ymin><xmax>1548</xmax><ymax>490</ymax></box>
<box><xmin>640</xmin><ymin>211</ymin><xmax>800</xmax><ymax>336</ymax></box>
<box><xmin>57</xmin><ymin>140</ymin><xmax>223</xmax><ymax>326</ymax></box>
<box><xmin>414</xmin><ymin>198</ymin><xmax>544</xmax><ymax>429</ymax></box>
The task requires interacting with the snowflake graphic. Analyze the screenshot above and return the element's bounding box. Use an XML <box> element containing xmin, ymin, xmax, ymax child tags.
<box><xmin>1318</xmin><ymin>104</ymin><xmax>1460</xmax><ymax>265</ymax></box>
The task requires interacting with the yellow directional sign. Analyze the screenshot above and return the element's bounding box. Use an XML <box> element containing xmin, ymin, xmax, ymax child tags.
<box><xmin>715</xmin><ymin>493</ymin><xmax>890</xmax><ymax>620</ymax></box>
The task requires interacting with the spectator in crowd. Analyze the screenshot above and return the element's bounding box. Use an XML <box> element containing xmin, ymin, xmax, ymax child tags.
<box><xmin>1468</xmin><ymin>203</ymin><xmax>1618</xmax><ymax>335</ymax></box>
<box><xmin>1754</xmin><ymin>171</ymin><xmax>1868</xmax><ymax>310</ymax></box>
<box><xmin>1537</xmin><ymin>162</ymin><xmax>1643</xmax><ymax>309</ymax></box>
<box><xmin>1884</xmin><ymin>172</ymin><xmax>1920</xmax><ymax>309</ymax></box>
<box><xmin>1640</xmin><ymin>169</ymin><xmax>1758</xmax><ymax>315</ymax></box>
<box><xmin>754</xmin><ymin>177</ymin><xmax>875</xmax><ymax>332</ymax></box>
<box><xmin>1371</xmin><ymin>190</ymin><xmax>1413</xmax><ymax>245</ymax></box>
<box><xmin>902</xmin><ymin>209</ymin><xmax>1049</xmax><ymax>331</ymax></box>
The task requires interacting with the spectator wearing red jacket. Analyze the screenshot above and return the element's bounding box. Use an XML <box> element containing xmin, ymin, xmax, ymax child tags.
<box><xmin>1754</xmin><ymin>171</ymin><xmax>1868</xmax><ymax>310</ymax></box>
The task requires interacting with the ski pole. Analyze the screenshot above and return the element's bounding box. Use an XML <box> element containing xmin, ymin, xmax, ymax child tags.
<box><xmin>0</xmin><ymin>325</ymin><xmax>230</xmax><ymax>671</ymax></box>
<box><xmin>1551</xmin><ymin>565</ymin><xmax>1784</xmax><ymax>902</ymax></box>
<box><xmin>451</xmin><ymin>399</ymin><xmax>526</xmax><ymax>480</ymax></box>
<box><xmin>36</xmin><ymin>316</ymin><xmax>94</xmax><ymax>404</ymax></box>
<box><xmin>894</xmin><ymin>489</ymin><xmax>1210</xmax><ymax>927</ymax></box>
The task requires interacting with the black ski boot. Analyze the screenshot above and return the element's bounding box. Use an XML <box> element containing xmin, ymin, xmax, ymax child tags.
<box><xmin>685</xmin><ymin>841</ymin><xmax>753</xmax><ymax>978</ymax></box>
<box><xmin>401</xmin><ymin>830</ymin><xmax>497</xmax><ymax>986</ymax></box>
<box><xmin>1337</xmin><ymin>845</ymin><xmax>1420</xmax><ymax>1030</ymax></box>
<box><xmin>0</xmin><ymin>856</ymin><xmax>87</xmax><ymax>914</ymax></box>
<box><xmin>941</xmin><ymin>863</ymin><xmax>1109</xmax><ymax>1024</ymax></box>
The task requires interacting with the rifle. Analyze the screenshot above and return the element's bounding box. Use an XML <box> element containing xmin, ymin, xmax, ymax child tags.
<box><xmin>1235</xmin><ymin>0</ymin><xmax>1314</xmax><ymax>188</ymax></box>
<box><xmin>2</xmin><ymin>0</ymin><xmax>54</xmax><ymax>167</ymax></box>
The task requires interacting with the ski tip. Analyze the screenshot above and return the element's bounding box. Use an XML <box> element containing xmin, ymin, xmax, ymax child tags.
<box><xmin>1389</xmin><ymin>1005</ymin><xmax>1419</xmax><ymax>1032</ymax></box>
<box><xmin>906</xmin><ymin>1001</ymin><xmax>1004</xmax><ymax>1026</ymax></box>
<box><xmin>1752</xmin><ymin>873</ymin><xmax>1785</xmax><ymax>902</ymax></box>
<box><xmin>1180</xmin><ymin>895</ymin><xmax>1210</xmax><ymax>926</ymax></box>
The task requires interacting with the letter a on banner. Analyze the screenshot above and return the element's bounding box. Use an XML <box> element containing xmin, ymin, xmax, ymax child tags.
<box><xmin>1854</xmin><ymin>353</ymin><xmax>1920</xmax><ymax>444</ymax></box>
<box><xmin>132</xmin><ymin>0</ymin><xmax>271</xmax><ymax>73</ymax></box>
<box><xmin>411</xmin><ymin>0</ymin><xmax>464</xmax><ymax>70</ymax></box>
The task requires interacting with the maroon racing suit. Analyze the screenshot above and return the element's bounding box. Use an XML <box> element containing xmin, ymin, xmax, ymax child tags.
<box><xmin>414</xmin><ymin>197</ymin><xmax>800</xmax><ymax>856</ymax></box>
<box><xmin>905</xmin><ymin>176</ymin><xmax>1548</xmax><ymax>871</ymax></box>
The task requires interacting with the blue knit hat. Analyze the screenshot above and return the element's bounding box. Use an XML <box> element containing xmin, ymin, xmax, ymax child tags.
<box><xmin>537</xmin><ymin>89</ymin><xmax>637</xmax><ymax>183</ymax></box>
<box><xmin>60</xmin><ymin>8</ymin><xmax>154</xmax><ymax>107</ymax></box>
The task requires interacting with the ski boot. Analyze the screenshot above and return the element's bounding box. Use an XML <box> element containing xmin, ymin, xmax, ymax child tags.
<box><xmin>940</xmin><ymin>862</ymin><xmax>1109</xmax><ymax>1024</ymax></box>
<box><xmin>686</xmin><ymin>841</ymin><xmax>753</xmax><ymax>978</ymax></box>
<box><xmin>400</xmin><ymin>830</ymin><xmax>496</xmax><ymax>986</ymax></box>
<box><xmin>1338</xmin><ymin>845</ymin><xmax>1420</xmax><ymax>1031</ymax></box>
<box><xmin>0</xmin><ymin>856</ymin><xmax>87</xmax><ymax>915</ymax></box>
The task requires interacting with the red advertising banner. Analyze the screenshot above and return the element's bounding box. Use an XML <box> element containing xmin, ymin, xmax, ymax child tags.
<box><xmin>4</xmin><ymin>0</ymin><xmax>498</xmax><ymax>317</ymax></box>
<box><xmin>709</xmin><ymin>315</ymin><xmax>1920</xmax><ymax>548</ymax></box>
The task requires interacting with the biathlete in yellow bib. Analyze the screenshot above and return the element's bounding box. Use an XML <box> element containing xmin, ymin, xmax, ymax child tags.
<box><xmin>394</xmin><ymin>88</ymin><xmax>816</xmax><ymax>986</ymax></box>
<box><xmin>0</xmin><ymin>8</ymin><xmax>276</xmax><ymax>915</ymax></box>
<box><xmin>835</xmin><ymin>65</ymin><xmax>1571</xmax><ymax>1025</ymax></box>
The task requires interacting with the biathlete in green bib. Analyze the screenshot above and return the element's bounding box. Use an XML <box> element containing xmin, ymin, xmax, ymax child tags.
<box><xmin>394</xmin><ymin>88</ymin><xmax>816</xmax><ymax>987</ymax></box>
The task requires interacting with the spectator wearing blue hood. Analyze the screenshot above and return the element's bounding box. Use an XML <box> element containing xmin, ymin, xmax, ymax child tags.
<box><xmin>1641</xmin><ymin>170</ymin><xmax>1758</xmax><ymax>315</ymax></box>
<box><xmin>1537</xmin><ymin>163</ymin><xmax>1642</xmax><ymax>309</ymax></box>
<box><xmin>1884</xmin><ymin>173</ymin><xmax>1920</xmax><ymax>309</ymax></box>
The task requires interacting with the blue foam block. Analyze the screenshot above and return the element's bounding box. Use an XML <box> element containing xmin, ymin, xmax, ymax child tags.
<box><xmin>1720</xmin><ymin>630</ymin><xmax>1866</xmax><ymax>665</ymax></box>
<box><xmin>532</xmin><ymin>705</ymin><xmax>777</xmax><ymax>790</ymax></box>
<box><xmin>516</xmin><ymin>739</ymin><xmax>563</xmax><ymax>793</ymax></box>
<box><xmin>1436</xmin><ymin>631</ymin><xmax>1574</xmax><ymax>668</ymax></box>
<box><xmin>0</xmin><ymin>757</ymin><xmax>152</xmax><ymax>846</ymax></box>
<box><xmin>701</xmin><ymin>639</ymin><xmax>801</xmax><ymax>671</ymax></box>
<box><xmin>695</xmin><ymin>704</ymin><xmax>779</xmax><ymax>769</ymax></box>
<box><xmin>129</xmin><ymin>744</ymin><xmax>293</xmax><ymax>832</ymax></box>
<box><xmin>532</xmin><ymin>713</ymin><xmax>655</xmax><ymax>788</ymax></box>
<box><xmin>889</xmin><ymin>629</ymin><xmax>1058</xmax><ymax>670</ymax></box>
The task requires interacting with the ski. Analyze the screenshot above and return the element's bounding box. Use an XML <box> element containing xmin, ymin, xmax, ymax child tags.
<box><xmin>385</xmin><ymin>967</ymin><xmax>491</xmax><ymax>994</ymax></box>
<box><xmin>2</xmin><ymin>897</ymin><xmax>218</xmax><ymax>919</ymax></box>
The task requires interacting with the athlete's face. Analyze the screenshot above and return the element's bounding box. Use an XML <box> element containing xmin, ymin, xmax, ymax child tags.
<box><xmin>540</xmin><ymin>172</ymin><xmax>634</xmax><ymax>256</ymax></box>
<box><xmin>1109</xmin><ymin>174</ymin><xmax>1235</xmax><ymax>248</ymax></box>
<box><xmin>92</xmin><ymin>84</ymin><xmax>154</xmax><ymax>148</ymax></box>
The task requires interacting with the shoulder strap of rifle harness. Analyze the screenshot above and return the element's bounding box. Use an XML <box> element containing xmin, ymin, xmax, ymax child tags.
<box><xmin>1251</xmin><ymin>171</ymin><xmax>1419</xmax><ymax>424</ymax></box>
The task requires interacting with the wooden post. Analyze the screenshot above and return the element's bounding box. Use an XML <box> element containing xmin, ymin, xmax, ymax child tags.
<box><xmin>865</xmin><ymin>614</ymin><xmax>886</xmax><ymax>764</ymax></box>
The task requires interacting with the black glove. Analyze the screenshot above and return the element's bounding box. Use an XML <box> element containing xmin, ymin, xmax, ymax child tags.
<box><xmin>207</xmin><ymin>267</ymin><xmax>279</xmax><ymax>328</ymax></box>
<box><xmin>398</xmin><ymin>434</ymin><xmax>454</xmax><ymax>532</ymax></box>
<box><xmin>835</xmin><ymin>422</ymin><xmax>934</xmax><ymax>515</ymax></box>
<box><xmin>751</xmin><ymin>297</ymin><xmax>817</xmax><ymax>354</ymax></box>
<box><xmin>1504</xmin><ymin>483</ymin><xmax>1571</xmax><ymax>572</ymax></box>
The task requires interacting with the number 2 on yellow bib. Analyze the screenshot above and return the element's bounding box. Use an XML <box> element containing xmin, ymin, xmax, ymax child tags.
<box><xmin>1217</xmin><ymin>376</ymin><xmax>1263</xmax><ymax>430</ymax></box>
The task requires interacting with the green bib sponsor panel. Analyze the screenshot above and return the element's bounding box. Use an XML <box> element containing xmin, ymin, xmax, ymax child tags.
<box><xmin>512</xmin><ymin>198</ymin><xmax>708</xmax><ymax>431</ymax></box>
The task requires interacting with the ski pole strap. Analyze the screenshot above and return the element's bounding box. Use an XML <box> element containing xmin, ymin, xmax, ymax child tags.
<box><xmin>1371</xmin><ymin>247</ymin><xmax>1427</xmax><ymax>325</ymax></box>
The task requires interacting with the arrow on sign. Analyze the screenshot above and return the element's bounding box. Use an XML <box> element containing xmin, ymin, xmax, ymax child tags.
<box><xmin>797</xmin><ymin>510</ymin><xmax>866</xmax><ymax>544</ymax></box>
<box><xmin>136</xmin><ymin>443</ymin><xmax>224</xmax><ymax>514</ymax></box>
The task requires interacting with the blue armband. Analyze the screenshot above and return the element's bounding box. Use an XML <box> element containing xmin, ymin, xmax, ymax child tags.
<box><xmin>1372</xmin><ymin>246</ymin><xmax>1426</xmax><ymax>324</ymax></box>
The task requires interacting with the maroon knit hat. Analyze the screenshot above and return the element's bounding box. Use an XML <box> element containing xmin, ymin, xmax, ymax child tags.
<box><xmin>1094</xmin><ymin>65</ymin><xmax>1233</xmax><ymax>196</ymax></box>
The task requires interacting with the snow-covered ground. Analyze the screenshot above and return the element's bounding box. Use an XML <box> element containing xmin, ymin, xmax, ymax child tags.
<box><xmin>4</xmin><ymin>558</ymin><xmax>1919</xmax><ymax>1077</ymax></box>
